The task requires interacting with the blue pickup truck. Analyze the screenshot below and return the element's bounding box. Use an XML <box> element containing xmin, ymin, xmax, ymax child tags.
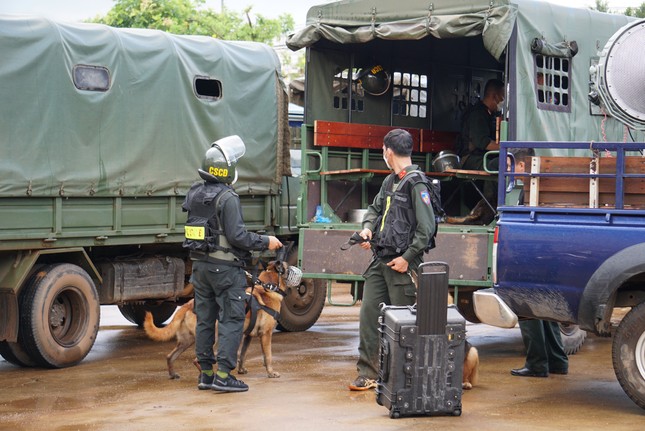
<box><xmin>474</xmin><ymin>141</ymin><xmax>645</xmax><ymax>410</ymax></box>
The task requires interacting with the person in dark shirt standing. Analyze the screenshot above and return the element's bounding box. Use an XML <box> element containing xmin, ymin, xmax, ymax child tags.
<box><xmin>349</xmin><ymin>129</ymin><xmax>437</xmax><ymax>391</ymax></box>
<box><xmin>507</xmin><ymin>147</ymin><xmax>569</xmax><ymax>378</ymax></box>
<box><xmin>183</xmin><ymin>135</ymin><xmax>283</xmax><ymax>392</ymax></box>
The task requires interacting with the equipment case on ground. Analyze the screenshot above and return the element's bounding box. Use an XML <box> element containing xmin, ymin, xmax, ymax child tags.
<box><xmin>376</xmin><ymin>262</ymin><xmax>465</xmax><ymax>418</ymax></box>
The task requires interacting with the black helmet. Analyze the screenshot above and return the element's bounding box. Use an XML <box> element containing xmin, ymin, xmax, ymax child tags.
<box><xmin>198</xmin><ymin>135</ymin><xmax>246</xmax><ymax>184</ymax></box>
<box><xmin>356</xmin><ymin>65</ymin><xmax>391</xmax><ymax>96</ymax></box>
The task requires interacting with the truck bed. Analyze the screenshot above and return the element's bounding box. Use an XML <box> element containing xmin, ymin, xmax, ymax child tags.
<box><xmin>493</xmin><ymin>141</ymin><xmax>645</xmax><ymax>333</ymax></box>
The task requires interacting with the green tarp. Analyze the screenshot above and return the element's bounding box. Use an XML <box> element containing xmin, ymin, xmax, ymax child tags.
<box><xmin>0</xmin><ymin>15</ymin><xmax>289</xmax><ymax>198</ymax></box>
<box><xmin>287</xmin><ymin>0</ymin><xmax>517</xmax><ymax>60</ymax></box>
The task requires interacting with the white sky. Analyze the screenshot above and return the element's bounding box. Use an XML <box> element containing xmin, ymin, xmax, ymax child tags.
<box><xmin>0</xmin><ymin>0</ymin><xmax>643</xmax><ymax>27</ymax></box>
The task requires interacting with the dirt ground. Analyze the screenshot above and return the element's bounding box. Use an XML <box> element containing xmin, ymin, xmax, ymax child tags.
<box><xmin>1</xmin><ymin>289</ymin><xmax>643</xmax><ymax>431</ymax></box>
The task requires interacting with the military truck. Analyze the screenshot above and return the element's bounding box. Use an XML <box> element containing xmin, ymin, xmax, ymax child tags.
<box><xmin>286</xmin><ymin>0</ymin><xmax>643</xmax><ymax>351</ymax></box>
<box><xmin>0</xmin><ymin>15</ymin><xmax>325</xmax><ymax>368</ymax></box>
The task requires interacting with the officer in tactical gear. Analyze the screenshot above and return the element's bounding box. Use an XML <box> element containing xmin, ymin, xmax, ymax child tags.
<box><xmin>182</xmin><ymin>135</ymin><xmax>283</xmax><ymax>392</ymax></box>
<box><xmin>348</xmin><ymin>129</ymin><xmax>438</xmax><ymax>391</ymax></box>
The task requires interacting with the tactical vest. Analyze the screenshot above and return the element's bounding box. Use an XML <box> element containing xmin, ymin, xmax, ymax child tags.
<box><xmin>373</xmin><ymin>171</ymin><xmax>442</xmax><ymax>259</ymax></box>
<box><xmin>182</xmin><ymin>181</ymin><xmax>245</xmax><ymax>261</ymax></box>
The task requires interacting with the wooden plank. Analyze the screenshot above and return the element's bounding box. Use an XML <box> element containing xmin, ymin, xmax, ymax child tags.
<box><xmin>538</xmin><ymin>157</ymin><xmax>591</xmax><ymax>173</ymax></box>
<box><xmin>528</xmin><ymin>178</ymin><xmax>588</xmax><ymax>192</ymax></box>
<box><xmin>313</xmin><ymin>120</ymin><xmax>422</xmax><ymax>151</ymax></box>
<box><xmin>444</xmin><ymin>168</ymin><xmax>492</xmax><ymax>177</ymax></box>
<box><xmin>320</xmin><ymin>168</ymin><xmax>390</xmax><ymax>176</ymax></box>
<box><xmin>526</xmin><ymin>155</ymin><xmax>645</xmax><ymax>208</ymax></box>
<box><xmin>537</xmin><ymin>156</ymin><xmax>645</xmax><ymax>173</ymax></box>
<box><xmin>320</xmin><ymin>168</ymin><xmax>454</xmax><ymax>178</ymax></box>
<box><xmin>622</xmin><ymin>194</ymin><xmax>645</xmax><ymax>208</ymax></box>
<box><xmin>534</xmin><ymin>192</ymin><xmax>588</xmax><ymax>207</ymax></box>
<box><xmin>420</xmin><ymin>130</ymin><xmax>458</xmax><ymax>153</ymax></box>
<box><xmin>526</xmin><ymin>177</ymin><xmax>645</xmax><ymax>194</ymax></box>
<box><xmin>596</xmin><ymin>156</ymin><xmax>645</xmax><ymax>174</ymax></box>
<box><xmin>597</xmin><ymin>158</ymin><xmax>645</xmax><ymax>204</ymax></box>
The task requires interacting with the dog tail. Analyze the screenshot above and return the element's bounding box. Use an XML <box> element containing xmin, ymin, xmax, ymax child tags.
<box><xmin>143</xmin><ymin>302</ymin><xmax>190</xmax><ymax>342</ymax></box>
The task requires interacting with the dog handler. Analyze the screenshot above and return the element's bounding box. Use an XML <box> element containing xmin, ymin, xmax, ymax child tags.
<box><xmin>349</xmin><ymin>129</ymin><xmax>438</xmax><ymax>390</ymax></box>
<box><xmin>183</xmin><ymin>135</ymin><xmax>282</xmax><ymax>392</ymax></box>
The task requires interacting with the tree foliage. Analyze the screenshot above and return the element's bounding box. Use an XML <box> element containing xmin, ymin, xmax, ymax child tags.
<box><xmin>591</xmin><ymin>0</ymin><xmax>645</xmax><ymax>17</ymax></box>
<box><xmin>89</xmin><ymin>0</ymin><xmax>294</xmax><ymax>44</ymax></box>
<box><xmin>592</xmin><ymin>0</ymin><xmax>611</xmax><ymax>13</ymax></box>
<box><xmin>624</xmin><ymin>4</ymin><xmax>645</xmax><ymax>18</ymax></box>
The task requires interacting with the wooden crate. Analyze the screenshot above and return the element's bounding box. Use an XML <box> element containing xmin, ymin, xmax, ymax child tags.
<box><xmin>526</xmin><ymin>156</ymin><xmax>645</xmax><ymax>209</ymax></box>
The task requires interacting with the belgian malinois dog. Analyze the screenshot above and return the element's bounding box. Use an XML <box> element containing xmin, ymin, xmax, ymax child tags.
<box><xmin>144</xmin><ymin>261</ymin><xmax>288</xmax><ymax>379</ymax></box>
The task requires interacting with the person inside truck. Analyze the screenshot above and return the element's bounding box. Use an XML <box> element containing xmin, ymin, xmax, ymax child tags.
<box><xmin>348</xmin><ymin>129</ymin><xmax>437</xmax><ymax>391</ymax></box>
<box><xmin>507</xmin><ymin>147</ymin><xmax>569</xmax><ymax>378</ymax></box>
<box><xmin>459</xmin><ymin>78</ymin><xmax>504</xmax><ymax>171</ymax></box>
<box><xmin>182</xmin><ymin>135</ymin><xmax>283</xmax><ymax>392</ymax></box>
<box><xmin>458</xmin><ymin>79</ymin><xmax>505</xmax><ymax>224</ymax></box>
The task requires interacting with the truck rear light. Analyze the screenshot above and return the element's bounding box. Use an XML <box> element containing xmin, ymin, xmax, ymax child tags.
<box><xmin>492</xmin><ymin>226</ymin><xmax>499</xmax><ymax>284</ymax></box>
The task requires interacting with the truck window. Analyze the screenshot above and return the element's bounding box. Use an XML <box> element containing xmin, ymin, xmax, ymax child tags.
<box><xmin>535</xmin><ymin>54</ymin><xmax>570</xmax><ymax>112</ymax></box>
<box><xmin>333</xmin><ymin>68</ymin><xmax>364</xmax><ymax>112</ymax></box>
<box><xmin>73</xmin><ymin>65</ymin><xmax>110</xmax><ymax>92</ymax></box>
<box><xmin>194</xmin><ymin>76</ymin><xmax>222</xmax><ymax>100</ymax></box>
<box><xmin>392</xmin><ymin>71</ymin><xmax>428</xmax><ymax>118</ymax></box>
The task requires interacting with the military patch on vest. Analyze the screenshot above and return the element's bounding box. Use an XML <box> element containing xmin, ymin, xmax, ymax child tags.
<box><xmin>420</xmin><ymin>189</ymin><xmax>431</xmax><ymax>206</ymax></box>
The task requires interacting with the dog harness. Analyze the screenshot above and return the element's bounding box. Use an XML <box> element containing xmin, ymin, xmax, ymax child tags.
<box><xmin>244</xmin><ymin>270</ymin><xmax>287</xmax><ymax>336</ymax></box>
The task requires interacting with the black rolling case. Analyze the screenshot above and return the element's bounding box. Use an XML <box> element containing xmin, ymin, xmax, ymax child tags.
<box><xmin>376</xmin><ymin>262</ymin><xmax>465</xmax><ymax>418</ymax></box>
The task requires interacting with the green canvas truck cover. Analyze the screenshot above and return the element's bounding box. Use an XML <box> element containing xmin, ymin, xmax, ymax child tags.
<box><xmin>287</xmin><ymin>0</ymin><xmax>517</xmax><ymax>60</ymax></box>
<box><xmin>0</xmin><ymin>15</ymin><xmax>290</xmax><ymax>198</ymax></box>
<box><xmin>287</xmin><ymin>0</ymin><xmax>638</xmax><ymax>143</ymax></box>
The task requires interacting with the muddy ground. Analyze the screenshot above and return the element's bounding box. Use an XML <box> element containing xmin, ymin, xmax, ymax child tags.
<box><xmin>1</xmin><ymin>289</ymin><xmax>643</xmax><ymax>431</ymax></box>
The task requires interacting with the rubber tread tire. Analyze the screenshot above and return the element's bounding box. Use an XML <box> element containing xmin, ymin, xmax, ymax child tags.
<box><xmin>118</xmin><ymin>302</ymin><xmax>177</xmax><ymax>328</ymax></box>
<box><xmin>560</xmin><ymin>323</ymin><xmax>587</xmax><ymax>355</ymax></box>
<box><xmin>18</xmin><ymin>264</ymin><xmax>100</xmax><ymax>368</ymax></box>
<box><xmin>612</xmin><ymin>302</ymin><xmax>645</xmax><ymax>410</ymax></box>
<box><xmin>0</xmin><ymin>341</ymin><xmax>37</xmax><ymax>367</ymax></box>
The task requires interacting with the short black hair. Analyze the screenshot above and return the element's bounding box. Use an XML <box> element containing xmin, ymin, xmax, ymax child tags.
<box><xmin>509</xmin><ymin>147</ymin><xmax>535</xmax><ymax>165</ymax></box>
<box><xmin>383</xmin><ymin>129</ymin><xmax>413</xmax><ymax>156</ymax></box>
<box><xmin>484</xmin><ymin>79</ymin><xmax>504</xmax><ymax>97</ymax></box>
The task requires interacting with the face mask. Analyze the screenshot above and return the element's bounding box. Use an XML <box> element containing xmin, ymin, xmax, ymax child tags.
<box><xmin>383</xmin><ymin>154</ymin><xmax>391</xmax><ymax>170</ymax></box>
<box><xmin>497</xmin><ymin>101</ymin><xmax>504</xmax><ymax>112</ymax></box>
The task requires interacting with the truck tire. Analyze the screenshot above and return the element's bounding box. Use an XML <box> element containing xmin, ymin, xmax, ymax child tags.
<box><xmin>118</xmin><ymin>302</ymin><xmax>177</xmax><ymax>328</ymax></box>
<box><xmin>1</xmin><ymin>268</ymin><xmax>45</xmax><ymax>367</ymax></box>
<box><xmin>0</xmin><ymin>341</ymin><xmax>37</xmax><ymax>367</ymax></box>
<box><xmin>560</xmin><ymin>323</ymin><xmax>587</xmax><ymax>355</ymax></box>
<box><xmin>18</xmin><ymin>264</ymin><xmax>100</xmax><ymax>368</ymax></box>
<box><xmin>612</xmin><ymin>302</ymin><xmax>645</xmax><ymax>410</ymax></box>
<box><xmin>277</xmin><ymin>278</ymin><xmax>326</xmax><ymax>332</ymax></box>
